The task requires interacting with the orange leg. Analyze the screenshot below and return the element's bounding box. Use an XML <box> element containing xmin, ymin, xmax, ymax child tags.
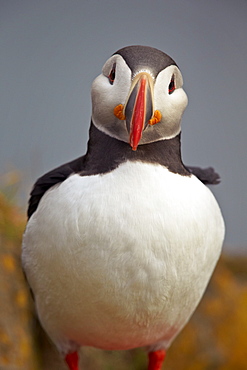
<box><xmin>65</xmin><ymin>351</ymin><xmax>79</xmax><ymax>370</ymax></box>
<box><xmin>148</xmin><ymin>349</ymin><xmax>166</xmax><ymax>370</ymax></box>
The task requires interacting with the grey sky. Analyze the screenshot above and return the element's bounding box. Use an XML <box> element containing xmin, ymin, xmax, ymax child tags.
<box><xmin>1</xmin><ymin>0</ymin><xmax>247</xmax><ymax>254</ymax></box>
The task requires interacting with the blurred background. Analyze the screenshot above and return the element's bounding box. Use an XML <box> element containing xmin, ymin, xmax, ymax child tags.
<box><xmin>0</xmin><ymin>1</ymin><xmax>246</xmax><ymax>369</ymax></box>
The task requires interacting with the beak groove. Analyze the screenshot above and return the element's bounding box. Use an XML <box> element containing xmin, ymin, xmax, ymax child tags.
<box><xmin>125</xmin><ymin>73</ymin><xmax>154</xmax><ymax>150</ymax></box>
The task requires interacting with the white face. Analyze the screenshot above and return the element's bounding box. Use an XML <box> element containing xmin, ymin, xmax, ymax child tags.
<box><xmin>91</xmin><ymin>54</ymin><xmax>188</xmax><ymax>146</ymax></box>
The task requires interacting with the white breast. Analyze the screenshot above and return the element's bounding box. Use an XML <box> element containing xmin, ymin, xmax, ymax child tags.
<box><xmin>22</xmin><ymin>161</ymin><xmax>224</xmax><ymax>353</ymax></box>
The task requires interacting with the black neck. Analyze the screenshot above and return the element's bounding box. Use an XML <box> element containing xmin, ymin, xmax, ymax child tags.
<box><xmin>81</xmin><ymin>122</ymin><xmax>190</xmax><ymax>176</ymax></box>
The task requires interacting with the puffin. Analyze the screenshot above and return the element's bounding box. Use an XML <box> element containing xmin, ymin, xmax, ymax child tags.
<box><xmin>22</xmin><ymin>45</ymin><xmax>225</xmax><ymax>370</ymax></box>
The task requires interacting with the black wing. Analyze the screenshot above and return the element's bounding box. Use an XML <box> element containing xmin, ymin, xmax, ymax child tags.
<box><xmin>27</xmin><ymin>156</ymin><xmax>85</xmax><ymax>219</ymax></box>
<box><xmin>186</xmin><ymin>166</ymin><xmax>221</xmax><ymax>185</ymax></box>
<box><xmin>27</xmin><ymin>154</ymin><xmax>221</xmax><ymax>219</ymax></box>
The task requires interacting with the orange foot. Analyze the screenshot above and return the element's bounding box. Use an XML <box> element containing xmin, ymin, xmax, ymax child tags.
<box><xmin>148</xmin><ymin>349</ymin><xmax>166</xmax><ymax>370</ymax></box>
<box><xmin>65</xmin><ymin>351</ymin><xmax>79</xmax><ymax>370</ymax></box>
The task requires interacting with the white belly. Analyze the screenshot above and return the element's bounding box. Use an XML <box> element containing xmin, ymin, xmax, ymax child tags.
<box><xmin>22</xmin><ymin>161</ymin><xmax>224</xmax><ymax>352</ymax></box>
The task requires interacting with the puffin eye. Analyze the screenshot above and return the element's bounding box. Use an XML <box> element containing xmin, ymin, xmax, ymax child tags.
<box><xmin>168</xmin><ymin>75</ymin><xmax>175</xmax><ymax>94</ymax></box>
<box><xmin>108</xmin><ymin>63</ymin><xmax>116</xmax><ymax>85</ymax></box>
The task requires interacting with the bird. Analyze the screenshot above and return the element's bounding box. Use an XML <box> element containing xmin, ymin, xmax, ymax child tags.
<box><xmin>22</xmin><ymin>45</ymin><xmax>225</xmax><ymax>370</ymax></box>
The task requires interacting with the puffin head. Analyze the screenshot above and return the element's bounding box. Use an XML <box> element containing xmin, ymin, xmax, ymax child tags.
<box><xmin>91</xmin><ymin>45</ymin><xmax>188</xmax><ymax>150</ymax></box>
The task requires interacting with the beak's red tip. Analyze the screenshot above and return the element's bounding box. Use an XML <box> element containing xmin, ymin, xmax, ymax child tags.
<box><xmin>130</xmin><ymin>134</ymin><xmax>139</xmax><ymax>151</ymax></box>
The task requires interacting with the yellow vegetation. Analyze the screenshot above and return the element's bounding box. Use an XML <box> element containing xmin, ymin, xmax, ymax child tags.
<box><xmin>0</xmin><ymin>191</ymin><xmax>39</xmax><ymax>370</ymax></box>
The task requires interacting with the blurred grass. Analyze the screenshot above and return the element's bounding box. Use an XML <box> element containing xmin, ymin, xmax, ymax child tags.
<box><xmin>0</xmin><ymin>183</ymin><xmax>38</xmax><ymax>370</ymax></box>
<box><xmin>0</xmin><ymin>172</ymin><xmax>247</xmax><ymax>369</ymax></box>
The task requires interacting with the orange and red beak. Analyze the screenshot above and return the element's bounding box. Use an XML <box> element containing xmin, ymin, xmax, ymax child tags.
<box><xmin>125</xmin><ymin>72</ymin><xmax>154</xmax><ymax>151</ymax></box>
